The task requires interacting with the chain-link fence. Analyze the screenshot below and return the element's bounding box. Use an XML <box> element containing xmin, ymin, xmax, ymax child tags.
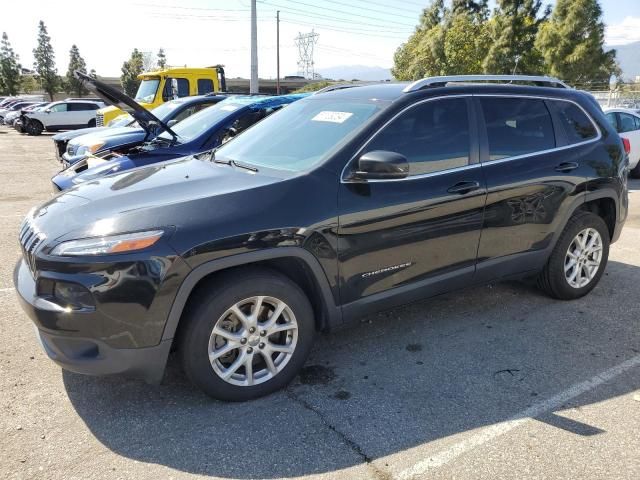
<box><xmin>587</xmin><ymin>90</ymin><xmax>640</xmax><ymax>109</ymax></box>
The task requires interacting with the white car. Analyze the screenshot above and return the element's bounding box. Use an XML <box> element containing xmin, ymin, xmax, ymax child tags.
<box><xmin>23</xmin><ymin>100</ymin><xmax>104</xmax><ymax>136</ymax></box>
<box><xmin>604</xmin><ymin>108</ymin><xmax>640</xmax><ymax>177</ymax></box>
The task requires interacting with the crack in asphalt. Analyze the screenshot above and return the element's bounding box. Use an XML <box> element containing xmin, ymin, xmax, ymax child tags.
<box><xmin>285</xmin><ymin>387</ymin><xmax>392</xmax><ymax>480</ymax></box>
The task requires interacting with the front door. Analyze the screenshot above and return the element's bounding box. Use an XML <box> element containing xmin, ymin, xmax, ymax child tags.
<box><xmin>337</xmin><ymin>97</ymin><xmax>487</xmax><ymax>315</ymax></box>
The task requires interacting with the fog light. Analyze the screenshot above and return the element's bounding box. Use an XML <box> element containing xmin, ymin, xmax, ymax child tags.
<box><xmin>53</xmin><ymin>281</ymin><xmax>95</xmax><ymax>310</ymax></box>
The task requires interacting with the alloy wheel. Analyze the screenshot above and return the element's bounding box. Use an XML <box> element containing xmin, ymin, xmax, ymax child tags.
<box><xmin>208</xmin><ymin>296</ymin><xmax>298</xmax><ymax>387</ymax></box>
<box><xmin>564</xmin><ymin>227</ymin><xmax>603</xmax><ymax>289</ymax></box>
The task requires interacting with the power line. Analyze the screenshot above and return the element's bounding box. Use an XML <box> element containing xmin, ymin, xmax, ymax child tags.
<box><xmin>343</xmin><ymin>0</ymin><xmax>422</xmax><ymax>15</ymax></box>
<box><xmin>302</xmin><ymin>0</ymin><xmax>420</xmax><ymax>21</ymax></box>
<box><xmin>268</xmin><ymin>7</ymin><xmax>413</xmax><ymax>34</ymax></box>
<box><xmin>279</xmin><ymin>19</ymin><xmax>408</xmax><ymax>40</ymax></box>
<box><xmin>259</xmin><ymin>0</ymin><xmax>416</xmax><ymax>28</ymax></box>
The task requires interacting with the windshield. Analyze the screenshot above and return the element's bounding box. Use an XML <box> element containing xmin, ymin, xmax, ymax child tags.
<box><xmin>216</xmin><ymin>97</ymin><xmax>387</xmax><ymax>172</ymax></box>
<box><xmin>158</xmin><ymin>101</ymin><xmax>243</xmax><ymax>143</ymax></box>
<box><xmin>134</xmin><ymin>78</ymin><xmax>160</xmax><ymax>103</ymax></box>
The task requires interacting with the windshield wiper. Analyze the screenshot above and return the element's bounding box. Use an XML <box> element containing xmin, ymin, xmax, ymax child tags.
<box><xmin>213</xmin><ymin>155</ymin><xmax>258</xmax><ymax>172</ymax></box>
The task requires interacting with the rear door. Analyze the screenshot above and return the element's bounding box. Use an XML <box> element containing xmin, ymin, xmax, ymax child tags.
<box><xmin>337</xmin><ymin>96</ymin><xmax>487</xmax><ymax>313</ymax></box>
<box><xmin>475</xmin><ymin>95</ymin><xmax>599</xmax><ymax>281</ymax></box>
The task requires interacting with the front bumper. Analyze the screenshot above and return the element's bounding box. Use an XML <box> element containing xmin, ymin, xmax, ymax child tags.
<box><xmin>13</xmin><ymin>258</ymin><xmax>173</xmax><ymax>384</ymax></box>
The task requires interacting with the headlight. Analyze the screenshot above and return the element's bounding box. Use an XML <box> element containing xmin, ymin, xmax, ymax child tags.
<box><xmin>50</xmin><ymin>230</ymin><xmax>164</xmax><ymax>256</ymax></box>
<box><xmin>76</xmin><ymin>142</ymin><xmax>105</xmax><ymax>156</ymax></box>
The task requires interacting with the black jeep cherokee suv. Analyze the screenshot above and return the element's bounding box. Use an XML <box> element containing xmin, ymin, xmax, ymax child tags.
<box><xmin>15</xmin><ymin>75</ymin><xmax>628</xmax><ymax>401</ymax></box>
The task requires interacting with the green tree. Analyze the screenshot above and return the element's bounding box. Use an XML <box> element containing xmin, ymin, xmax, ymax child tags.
<box><xmin>0</xmin><ymin>32</ymin><xmax>22</xmax><ymax>95</ymax></box>
<box><xmin>392</xmin><ymin>0</ymin><xmax>490</xmax><ymax>80</ymax></box>
<box><xmin>65</xmin><ymin>44</ymin><xmax>88</xmax><ymax>97</ymax></box>
<box><xmin>536</xmin><ymin>0</ymin><xmax>619</xmax><ymax>85</ymax></box>
<box><xmin>20</xmin><ymin>75</ymin><xmax>38</xmax><ymax>94</ymax></box>
<box><xmin>32</xmin><ymin>20</ymin><xmax>58</xmax><ymax>101</ymax></box>
<box><xmin>484</xmin><ymin>0</ymin><xmax>548</xmax><ymax>74</ymax></box>
<box><xmin>120</xmin><ymin>48</ymin><xmax>144</xmax><ymax>96</ymax></box>
<box><xmin>157</xmin><ymin>48</ymin><xmax>167</xmax><ymax>69</ymax></box>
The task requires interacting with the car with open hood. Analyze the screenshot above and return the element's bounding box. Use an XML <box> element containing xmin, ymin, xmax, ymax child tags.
<box><xmin>53</xmin><ymin>93</ymin><xmax>227</xmax><ymax>164</ymax></box>
<box><xmin>51</xmin><ymin>71</ymin><xmax>307</xmax><ymax>191</ymax></box>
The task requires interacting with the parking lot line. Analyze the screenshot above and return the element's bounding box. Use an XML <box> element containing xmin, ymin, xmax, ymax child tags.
<box><xmin>396</xmin><ymin>353</ymin><xmax>640</xmax><ymax>480</ymax></box>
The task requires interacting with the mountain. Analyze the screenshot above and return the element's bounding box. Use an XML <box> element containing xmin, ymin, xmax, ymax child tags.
<box><xmin>315</xmin><ymin>65</ymin><xmax>392</xmax><ymax>81</ymax></box>
<box><xmin>608</xmin><ymin>41</ymin><xmax>640</xmax><ymax>80</ymax></box>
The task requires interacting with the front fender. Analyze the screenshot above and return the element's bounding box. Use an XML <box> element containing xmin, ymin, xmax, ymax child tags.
<box><xmin>161</xmin><ymin>247</ymin><xmax>342</xmax><ymax>342</ymax></box>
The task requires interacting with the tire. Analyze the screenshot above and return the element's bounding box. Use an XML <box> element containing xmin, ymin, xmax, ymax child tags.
<box><xmin>179</xmin><ymin>267</ymin><xmax>315</xmax><ymax>401</ymax></box>
<box><xmin>630</xmin><ymin>161</ymin><xmax>640</xmax><ymax>179</ymax></box>
<box><xmin>87</xmin><ymin>119</ymin><xmax>96</xmax><ymax>128</ymax></box>
<box><xmin>537</xmin><ymin>211</ymin><xmax>610</xmax><ymax>300</ymax></box>
<box><xmin>25</xmin><ymin>120</ymin><xmax>43</xmax><ymax>136</ymax></box>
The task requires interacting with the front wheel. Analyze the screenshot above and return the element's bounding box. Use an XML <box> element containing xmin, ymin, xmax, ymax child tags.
<box><xmin>179</xmin><ymin>268</ymin><xmax>315</xmax><ymax>401</ymax></box>
<box><xmin>537</xmin><ymin>211</ymin><xmax>610</xmax><ymax>300</ymax></box>
<box><xmin>25</xmin><ymin>120</ymin><xmax>43</xmax><ymax>136</ymax></box>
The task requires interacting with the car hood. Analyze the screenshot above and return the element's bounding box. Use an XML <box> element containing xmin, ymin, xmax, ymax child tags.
<box><xmin>74</xmin><ymin>71</ymin><xmax>178</xmax><ymax>139</ymax></box>
<box><xmin>52</xmin><ymin>127</ymin><xmax>113</xmax><ymax>142</ymax></box>
<box><xmin>30</xmin><ymin>156</ymin><xmax>285</xmax><ymax>244</ymax></box>
<box><xmin>68</xmin><ymin>126</ymin><xmax>145</xmax><ymax>148</ymax></box>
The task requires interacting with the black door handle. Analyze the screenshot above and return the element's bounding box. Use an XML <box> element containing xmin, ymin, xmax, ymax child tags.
<box><xmin>555</xmin><ymin>162</ymin><xmax>579</xmax><ymax>172</ymax></box>
<box><xmin>447</xmin><ymin>181</ymin><xmax>480</xmax><ymax>194</ymax></box>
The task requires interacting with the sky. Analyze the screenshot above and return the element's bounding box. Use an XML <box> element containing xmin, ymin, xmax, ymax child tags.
<box><xmin>2</xmin><ymin>0</ymin><xmax>639</xmax><ymax>79</ymax></box>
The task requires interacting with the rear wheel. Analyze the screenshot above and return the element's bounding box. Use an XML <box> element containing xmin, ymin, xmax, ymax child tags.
<box><xmin>630</xmin><ymin>160</ymin><xmax>640</xmax><ymax>179</ymax></box>
<box><xmin>537</xmin><ymin>211</ymin><xmax>609</xmax><ymax>300</ymax></box>
<box><xmin>25</xmin><ymin>120</ymin><xmax>43</xmax><ymax>136</ymax></box>
<box><xmin>87</xmin><ymin>119</ymin><xmax>96</xmax><ymax>128</ymax></box>
<box><xmin>179</xmin><ymin>268</ymin><xmax>315</xmax><ymax>401</ymax></box>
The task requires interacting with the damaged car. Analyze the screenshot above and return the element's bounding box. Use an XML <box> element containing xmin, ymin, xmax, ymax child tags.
<box><xmin>51</xmin><ymin>71</ymin><xmax>307</xmax><ymax>192</ymax></box>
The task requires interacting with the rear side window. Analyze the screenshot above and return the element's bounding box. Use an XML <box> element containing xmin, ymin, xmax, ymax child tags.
<box><xmin>480</xmin><ymin>97</ymin><xmax>555</xmax><ymax>161</ymax></box>
<box><xmin>550</xmin><ymin>101</ymin><xmax>598</xmax><ymax>143</ymax></box>
<box><xmin>364</xmin><ymin>97</ymin><xmax>470</xmax><ymax>176</ymax></box>
<box><xmin>197</xmin><ymin>79</ymin><xmax>214</xmax><ymax>94</ymax></box>
<box><xmin>618</xmin><ymin>113</ymin><xmax>640</xmax><ymax>133</ymax></box>
<box><xmin>68</xmin><ymin>103</ymin><xmax>96</xmax><ymax>111</ymax></box>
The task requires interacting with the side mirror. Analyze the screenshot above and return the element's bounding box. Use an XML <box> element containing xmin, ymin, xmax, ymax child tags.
<box><xmin>167</xmin><ymin>119</ymin><xmax>177</xmax><ymax>127</ymax></box>
<box><xmin>45</xmin><ymin>109</ymin><xmax>51</xmax><ymax>113</ymax></box>
<box><xmin>353</xmin><ymin>150</ymin><xmax>409</xmax><ymax>180</ymax></box>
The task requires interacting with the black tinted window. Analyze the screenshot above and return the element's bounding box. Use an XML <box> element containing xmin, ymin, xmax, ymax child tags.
<box><xmin>480</xmin><ymin>98</ymin><xmax>555</xmax><ymax>160</ymax></box>
<box><xmin>197</xmin><ymin>79</ymin><xmax>214</xmax><ymax>94</ymax></box>
<box><xmin>163</xmin><ymin>78</ymin><xmax>190</xmax><ymax>100</ymax></box>
<box><xmin>605</xmin><ymin>112</ymin><xmax>618</xmax><ymax>131</ymax></box>
<box><xmin>551</xmin><ymin>101</ymin><xmax>597</xmax><ymax>143</ymax></box>
<box><xmin>618</xmin><ymin>113</ymin><xmax>639</xmax><ymax>133</ymax></box>
<box><xmin>68</xmin><ymin>103</ymin><xmax>95</xmax><ymax>111</ymax></box>
<box><xmin>365</xmin><ymin>98</ymin><xmax>470</xmax><ymax>176</ymax></box>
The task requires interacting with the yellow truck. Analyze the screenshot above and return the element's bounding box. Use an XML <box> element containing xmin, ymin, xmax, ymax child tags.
<box><xmin>96</xmin><ymin>66</ymin><xmax>226</xmax><ymax>126</ymax></box>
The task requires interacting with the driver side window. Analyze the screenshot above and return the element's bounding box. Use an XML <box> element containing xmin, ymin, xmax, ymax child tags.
<box><xmin>362</xmin><ymin>98</ymin><xmax>471</xmax><ymax>176</ymax></box>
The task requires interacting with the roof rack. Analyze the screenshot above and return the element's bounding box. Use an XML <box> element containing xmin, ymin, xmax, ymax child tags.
<box><xmin>403</xmin><ymin>75</ymin><xmax>570</xmax><ymax>93</ymax></box>
<box><xmin>313</xmin><ymin>83</ymin><xmax>366</xmax><ymax>95</ymax></box>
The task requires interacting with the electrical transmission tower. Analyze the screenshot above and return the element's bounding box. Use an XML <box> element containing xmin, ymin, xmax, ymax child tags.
<box><xmin>294</xmin><ymin>30</ymin><xmax>319</xmax><ymax>79</ymax></box>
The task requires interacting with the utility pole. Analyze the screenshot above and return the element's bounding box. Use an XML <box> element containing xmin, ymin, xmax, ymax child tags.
<box><xmin>250</xmin><ymin>0</ymin><xmax>259</xmax><ymax>94</ymax></box>
<box><xmin>276</xmin><ymin>10</ymin><xmax>280</xmax><ymax>95</ymax></box>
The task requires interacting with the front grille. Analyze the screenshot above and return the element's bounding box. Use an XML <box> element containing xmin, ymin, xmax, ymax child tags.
<box><xmin>19</xmin><ymin>218</ymin><xmax>46</xmax><ymax>275</ymax></box>
<box><xmin>95</xmin><ymin>113</ymin><xmax>104</xmax><ymax>127</ymax></box>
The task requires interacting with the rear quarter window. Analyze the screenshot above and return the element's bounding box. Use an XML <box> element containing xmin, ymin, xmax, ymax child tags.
<box><xmin>550</xmin><ymin>100</ymin><xmax>598</xmax><ymax>144</ymax></box>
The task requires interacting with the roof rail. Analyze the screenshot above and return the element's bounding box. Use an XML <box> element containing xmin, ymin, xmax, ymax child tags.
<box><xmin>403</xmin><ymin>75</ymin><xmax>570</xmax><ymax>93</ymax></box>
<box><xmin>313</xmin><ymin>83</ymin><xmax>366</xmax><ymax>95</ymax></box>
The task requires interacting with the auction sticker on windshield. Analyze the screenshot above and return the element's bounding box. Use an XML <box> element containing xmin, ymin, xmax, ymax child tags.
<box><xmin>312</xmin><ymin>111</ymin><xmax>353</xmax><ymax>123</ymax></box>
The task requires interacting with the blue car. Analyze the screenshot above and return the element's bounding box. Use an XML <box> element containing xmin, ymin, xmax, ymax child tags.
<box><xmin>53</xmin><ymin>94</ymin><xmax>227</xmax><ymax>165</ymax></box>
<box><xmin>52</xmin><ymin>72</ymin><xmax>306</xmax><ymax>191</ymax></box>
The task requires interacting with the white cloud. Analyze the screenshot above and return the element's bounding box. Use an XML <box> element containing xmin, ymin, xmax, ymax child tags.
<box><xmin>606</xmin><ymin>16</ymin><xmax>640</xmax><ymax>46</ymax></box>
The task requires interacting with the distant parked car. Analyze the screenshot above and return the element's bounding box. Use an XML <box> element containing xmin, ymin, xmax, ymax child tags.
<box><xmin>21</xmin><ymin>99</ymin><xmax>105</xmax><ymax>135</ymax></box>
<box><xmin>605</xmin><ymin>108</ymin><xmax>640</xmax><ymax>177</ymax></box>
<box><xmin>51</xmin><ymin>72</ymin><xmax>306</xmax><ymax>191</ymax></box>
<box><xmin>0</xmin><ymin>101</ymin><xmax>40</xmax><ymax>122</ymax></box>
<box><xmin>2</xmin><ymin>102</ymin><xmax>48</xmax><ymax>126</ymax></box>
<box><xmin>53</xmin><ymin>94</ymin><xmax>227</xmax><ymax>164</ymax></box>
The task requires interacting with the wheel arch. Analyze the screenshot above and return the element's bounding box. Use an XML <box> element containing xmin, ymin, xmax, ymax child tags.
<box><xmin>161</xmin><ymin>247</ymin><xmax>341</xmax><ymax>344</ymax></box>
